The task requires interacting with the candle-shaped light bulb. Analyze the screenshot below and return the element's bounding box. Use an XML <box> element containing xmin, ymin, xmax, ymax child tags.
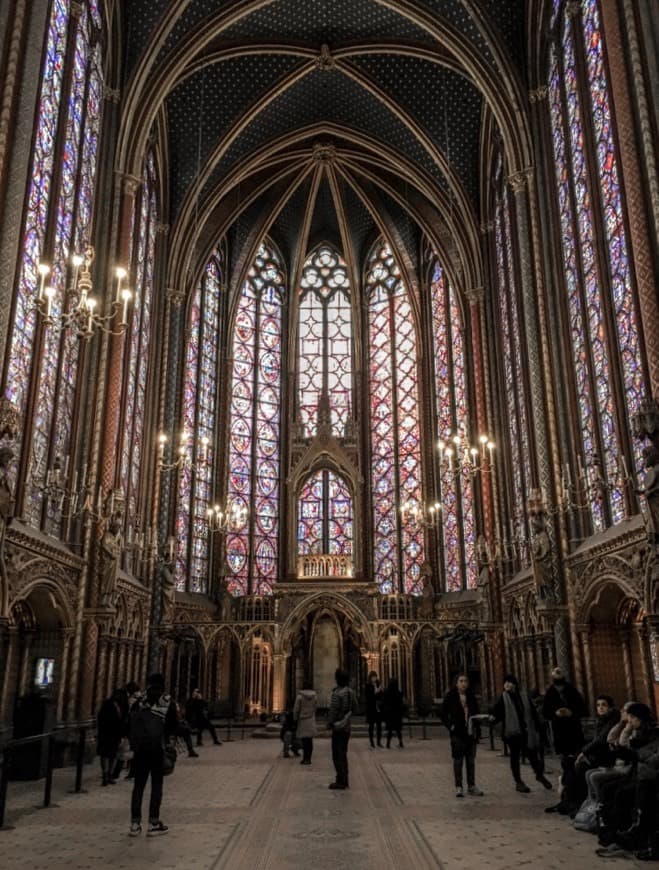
<box><xmin>44</xmin><ymin>285</ymin><xmax>56</xmax><ymax>319</ymax></box>
<box><xmin>453</xmin><ymin>434</ymin><xmax>461</xmax><ymax>446</ymax></box>
<box><xmin>445</xmin><ymin>447</ymin><xmax>454</xmax><ymax>472</ymax></box>
<box><xmin>85</xmin><ymin>296</ymin><xmax>96</xmax><ymax>333</ymax></box>
<box><xmin>158</xmin><ymin>433</ymin><xmax>167</xmax><ymax>456</ymax></box>
<box><xmin>115</xmin><ymin>266</ymin><xmax>127</xmax><ymax>302</ymax></box>
<box><xmin>38</xmin><ymin>263</ymin><xmax>50</xmax><ymax>299</ymax></box>
<box><xmin>120</xmin><ymin>288</ymin><xmax>131</xmax><ymax>325</ymax></box>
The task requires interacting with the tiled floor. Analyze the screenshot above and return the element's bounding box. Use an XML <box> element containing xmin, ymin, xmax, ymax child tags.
<box><xmin>0</xmin><ymin>732</ymin><xmax>644</xmax><ymax>868</ymax></box>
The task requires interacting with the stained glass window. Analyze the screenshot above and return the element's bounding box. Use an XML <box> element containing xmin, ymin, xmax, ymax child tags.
<box><xmin>367</xmin><ymin>242</ymin><xmax>424</xmax><ymax>595</ymax></box>
<box><xmin>298</xmin><ymin>246</ymin><xmax>353</xmax><ymax>437</ymax></box>
<box><xmin>430</xmin><ymin>261</ymin><xmax>476</xmax><ymax>591</ymax></box>
<box><xmin>174</xmin><ymin>248</ymin><xmax>222</xmax><ymax>592</ymax></box>
<box><xmin>4</xmin><ymin>1</ymin><xmax>103</xmax><ymax>530</ymax></box>
<box><xmin>548</xmin><ymin>0</ymin><xmax>645</xmax><ymax>529</ymax></box>
<box><xmin>297</xmin><ymin>470</ymin><xmax>353</xmax><ymax>556</ymax></box>
<box><xmin>119</xmin><ymin>151</ymin><xmax>158</xmax><ymax>542</ymax></box>
<box><xmin>225</xmin><ymin>242</ymin><xmax>284</xmax><ymax>596</ymax></box>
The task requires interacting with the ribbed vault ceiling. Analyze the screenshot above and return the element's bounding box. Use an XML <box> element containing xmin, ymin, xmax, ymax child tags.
<box><xmin>120</xmin><ymin>0</ymin><xmax>527</xmax><ymax>292</ymax></box>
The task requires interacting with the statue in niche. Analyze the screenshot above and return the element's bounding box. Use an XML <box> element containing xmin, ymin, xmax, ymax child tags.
<box><xmin>641</xmin><ymin>445</ymin><xmax>659</xmax><ymax>550</ymax></box>
<box><xmin>161</xmin><ymin>560</ymin><xmax>176</xmax><ymax>622</ymax></box>
<box><xmin>0</xmin><ymin>446</ymin><xmax>15</xmax><ymax>613</ymax></box>
<box><xmin>475</xmin><ymin>535</ymin><xmax>491</xmax><ymax>622</ymax></box>
<box><xmin>529</xmin><ymin>504</ymin><xmax>555</xmax><ymax>604</ymax></box>
<box><xmin>99</xmin><ymin>512</ymin><xmax>122</xmax><ymax>607</ymax></box>
<box><xmin>419</xmin><ymin>562</ymin><xmax>435</xmax><ymax>618</ymax></box>
<box><xmin>215</xmin><ymin>575</ymin><xmax>231</xmax><ymax>621</ymax></box>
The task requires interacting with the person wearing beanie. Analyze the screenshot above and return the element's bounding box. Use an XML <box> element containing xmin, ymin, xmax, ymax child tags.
<box><xmin>490</xmin><ymin>675</ymin><xmax>553</xmax><ymax>793</ymax></box>
<box><xmin>542</xmin><ymin>667</ymin><xmax>586</xmax><ymax>814</ymax></box>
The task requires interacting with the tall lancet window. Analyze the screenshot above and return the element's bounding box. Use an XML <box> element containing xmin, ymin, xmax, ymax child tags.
<box><xmin>367</xmin><ymin>242</ymin><xmax>424</xmax><ymax>594</ymax></box>
<box><xmin>297</xmin><ymin>246</ymin><xmax>353</xmax><ymax>437</ymax></box>
<box><xmin>225</xmin><ymin>243</ymin><xmax>284</xmax><ymax>596</ymax></box>
<box><xmin>297</xmin><ymin>470</ymin><xmax>353</xmax><ymax>557</ymax></box>
<box><xmin>548</xmin><ymin>0</ymin><xmax>645</xmax><ymax>529</ymax></box>
<box><xmin>493</xmin><ymin>153</ymin><xmax>531</xmax><ymax>542</ymax></box>
<box><xmin>120</xmin><ymin>150</ymin><xmax>158</xmax><ymax>537</ymax></box>
<box><xmin>430</xmin><ymin>261</ymin><xmax>476</xmax><ymax>591</ymax></box>
<box><xmin>3</xmin><ymin>0</ymin><xmax>103</xmax><ymax>530</ymax></box>
<box><xmin>174</xmin><ymin>247</ymin><xmax>222</xmax><ymax>593</ymax></box>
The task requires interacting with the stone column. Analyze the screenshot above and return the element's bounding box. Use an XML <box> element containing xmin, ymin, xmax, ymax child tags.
<box><xmin>579</xmin><ymin>625</ymin><xmax>595</xmax><ymax>713</ymax></box>
<box><xmin>534</xmin><ymin>640</ymin><xmax>546</xmax><ymax>694</ymax></box>
<box><xmin>94</xmin><ymin>634</ymin><xmax>110</xmax><ymax>712</ymax></box>
<box><xmin>633</xmin><ymin>623</ymin><xmax>653</xmax><ymax>706</ymax></box>
<box><xmin>18</xmin><ymin>630</ymin><xmax>34</xmax><ymax>695</ymax></box>
<box><xmin>599</xmin><ymin>0</ymin><xmax>659</xmax><ymax>397</ymax></box>
<box><xmin>271</xmin><ymin>653</ymin><xmax>287</xmax><ymax>714</ymax></box>
<box><xmin>56</xmin><ymin>629</ymin><xmax>73</xmax><ymax>723</ymax></box>
<box><xmin>507</xmin><ymin>169</ymin><xmax>571</xmax><ymax>676</ymax></box>
<box><xmin>620</xmin><ymin>628</ymin><xmax>635</xmax><ymax>699</ymax></box>
<box><xmin>0</xmin><ymin>626</ymin><xmax>19</xmax><ymax>726</ymax></box>
<box><xmin>525</xmin><ymin>640</ymin><xmax>537</xmax><ymax>690</ymax></box>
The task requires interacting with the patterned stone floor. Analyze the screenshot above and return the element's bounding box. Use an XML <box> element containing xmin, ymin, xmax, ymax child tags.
<box><xmin>0</xmin><ymin>731</ymin><xmax>645</xmax><ymax>869</ymax></box>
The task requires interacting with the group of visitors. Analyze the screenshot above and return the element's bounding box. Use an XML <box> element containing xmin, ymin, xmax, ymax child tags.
<box><xmin>96</xmin><ymin>676</ymin><xmax>221</xmax><ymax>837</ymax></box>
<box><xmin>437</xmin><ymin>666</ymin><xmax>659</xmax><ymax>862</ymax></box>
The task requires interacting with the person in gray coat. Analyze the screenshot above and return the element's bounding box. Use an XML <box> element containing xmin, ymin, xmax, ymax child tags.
<box><xmin>293</xmin><ymin>680</ymin><xmax>317</xmax><ymax>765</ymax></box>
<box><xmin>326</xmin><ymin>668</ymin><xmax>359</xmax><ymax>790</ymax></box>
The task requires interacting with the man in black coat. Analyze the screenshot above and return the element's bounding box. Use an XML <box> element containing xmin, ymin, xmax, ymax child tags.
<box><xmin>542</xmin><ymin>667</ymin><xmax>586</xmax><ymax>814</ymax></box>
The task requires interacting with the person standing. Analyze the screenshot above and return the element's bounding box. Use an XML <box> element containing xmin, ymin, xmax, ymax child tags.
<box><xmin>327</xmin><ymin>668</ymin><xmax>358</xmax><ymax>790</ymax></box>
<box><xmin>186</xmin><ymin>688</ymin><xmax>222</xmax><ymax>746</ymax></box>
<box><xmin>383</xmin><ymin>677</ymin><xmax>404</xmax><ymax>749</ymax></box>
<box><xmin>293</xmin><ymin>680</ymin><xmax>317</xmax><ymax>765</ymax></box>
<box><xmin>128</xmin><ymin>673</ymin><xmax>178</xmax><ymax>837</ymax></box>
<box><xmin>96</xmin><ymin>691</ymin><xmax>123</xmax><ymax>786</ymax></box>
<box><xmin>441</xmin><ymin>674</ymin><xmax>483</xmax><ymax>797</ymax></box>
<box><xmin>542</xmin><ymin>666</ymin><xmax>586</xmax><ymax>814</ymax></box>
<box><xmin>365</xmin><ymin>671</ymin><xmax>384</xmax><ymax>749</ymax></box>
<box><xmin>490</xmin><ymin>674</ymin><xmax>553</xmax><ymax>793</ymax></box>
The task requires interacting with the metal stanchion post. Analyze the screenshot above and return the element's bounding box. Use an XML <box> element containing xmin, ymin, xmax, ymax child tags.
<box><xmin>421</xmin><ymin>717</ymin><xmax>429</xmax><ymax>740</ymax></box>
<box><xmin>489</xmin><ymin>721</ymin><xmax>495</xmax><ymax>751</ymax></box>
<box><xmin>0</xmin><ymin>746</ymin><xmax>10</xmax><ymax>830</ymax></box>
<box><xmin>225</xmin><ymin>717</ymin><xmax>233</xmax><ymax>742</ymax></box>
<box><xmin>70</xmin><ymin>727</ymin><xmax>87</xmax><ymax>794</ymax></box>
<box><xmin>43</xmin><ymin>734</ymin><xmax>56</xmax><ymax>807</ymax></box>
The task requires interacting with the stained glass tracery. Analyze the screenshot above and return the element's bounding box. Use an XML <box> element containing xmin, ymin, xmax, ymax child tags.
<box><xmin>430</xmin><ymin>261</ymin><xmax>476</xmax><ymax>591</ymax></box>
<box><xmin>5</xmin><ymin>0</ymin><xmax>103</xmax><ymax>531</ymax></box>
<box><xmin>368</xmin><ymin>243</ymin><xmax>424</xmax><ymax>595</ymax></box>
<box><xmin>175</xmin><ymin>249</ymin><xmax>222</xmax><ymax>592</ymax></box>
<box><xmin>298</xmin><ymin>246</ymin><xmax>353</xmax><ymax>438</ymax></box>
<box><xmin>297</xmin><ymin>470</ymin><xmax>353</xmax><ymax>557</ymax></box>
<box><xmin>225</xmin><ymin>243</ymin><xmax>284</xmax><ymax>596</ymax></box>
<box><xmin>548</xmin><ymin>0</ymin><xmax>645</xmax><ymax>530</ymax></box>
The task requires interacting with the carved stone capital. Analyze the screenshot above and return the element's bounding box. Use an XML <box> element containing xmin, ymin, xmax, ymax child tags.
<box><xmin>566</xmin><ymin>1</ymin><xmax>581</xmax><ymax>19</ymax></box>
<box><xmin>480</xmin><ymin>220</ymin><xmax>495</xmax><ymax>234</ymax></box>
<box><xmin>529</xmin><ymin>86</ymin><xmax>548</xmax><ymax>103</ymax></box>
<box><xmin>122</xmin><ymin>173</ymin><xmax>142</xmax><ymax>196</ymax></box>
<box><xmin>103</xmin><ymin>86</ymin><xmax>121</xmax><ymax>104</ymax></box>
<box><xmin>464</xmin><ymin>286</ymin><xmax>484</xmax><ymax>305</ymax></box>
<box><xmin>166</xmin><ymin>287</ymin><xmax>186</xmax><ymax>307</ymax></box>
<box><xmin>156</xmin><ymin>222</ymin><xmax>170</xmax><ymax>236</ymax></box>
<box><xmin>506</xmin><ymin>167</ymin><xmax>534</xmax><ymax>194</ymax></box>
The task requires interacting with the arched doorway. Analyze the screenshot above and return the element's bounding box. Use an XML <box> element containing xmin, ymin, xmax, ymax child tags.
<box><xmin>585</xmin><ymin>582</ymin><xmax>651</xmax><ymax>708</ymax></box>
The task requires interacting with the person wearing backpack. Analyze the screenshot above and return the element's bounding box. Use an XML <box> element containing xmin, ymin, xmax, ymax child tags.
<box><xmin>326</xmin><ymin>668</ymin><xmax>358</xmax><ymax>790</ymax></box>
<box><xmin>128</xmin><ymin>673</ymin><xmax>178</xmax><ymax>838</ymax></box>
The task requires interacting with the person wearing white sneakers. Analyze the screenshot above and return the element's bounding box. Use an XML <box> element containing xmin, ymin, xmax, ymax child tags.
<box><xmin>441</xmin><ymin>673</ymin><xmax>484</xmax><ymax>798</ymax></box>
<box><xmin>128</xmin><ymin>673</ymin><xmax>178</xmax><ymax>838</ymax></box>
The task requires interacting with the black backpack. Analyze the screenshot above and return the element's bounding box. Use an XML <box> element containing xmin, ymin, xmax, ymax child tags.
<box><xmin>129</xmin><ymin>703</ymin><xmax>164</xmax><ymax>752</ymax></box>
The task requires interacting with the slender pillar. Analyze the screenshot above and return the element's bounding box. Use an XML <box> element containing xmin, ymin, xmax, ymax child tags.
<box><xmin>56</xmin><ymin>629</ymin><xmax>73</xmax><ymax>723</ymax></box>
<box><xmin>94</xmin><ymin>634</ymin><xmax>109</xmax><ymax>711</ymax></box>
<box><xmin>271</xmin><ymin>652</ymin><xmax>287</xmax><ymax>714</ymax></box>
<box><xmin>633</xmin><ymin>623</ymin><xmax>653</xmax><ymax>706</ymax></box>
<box><xmin>620</xmin><ymin>628</ymin><xmax>634</xmax><ymax>699</ymax></box>
<box><xmin>580</xmin><ymin>625</ymin><xmax>595</xmax><ymax>713</ymax></box>
<box><xmin>0</xmin><ymin>627</ymin><xmax>19</xmax><ymax>725</ymax></box>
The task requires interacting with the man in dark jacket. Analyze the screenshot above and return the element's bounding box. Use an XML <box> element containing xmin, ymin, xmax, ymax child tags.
<box><xmin>490</xmin><ymin>675</ymin><xmax>553</xmax><ymax>793</ymax></box>
<box><xmin>326</xmin><ymin>668</ymin><xmax>358</xmax><ymax>790</ymax></box>
<box><xmin>186</xmin><ymin>688</ymin><xmax>221</xmax><ymax>746</ymax></box>
<box><xmin>542</xmin><ymin>667</ymin><xmax>586</xmax><ymax>814</ymax></box>
<box><xmin>441</xmin><ymin>674</ymin><xmax>484</xmax><ymax>797</ymax></box>
<box><xmin>128</xmin><ymin>673</ymin><xmax>178</xmax><ymax>838</ymax></box>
